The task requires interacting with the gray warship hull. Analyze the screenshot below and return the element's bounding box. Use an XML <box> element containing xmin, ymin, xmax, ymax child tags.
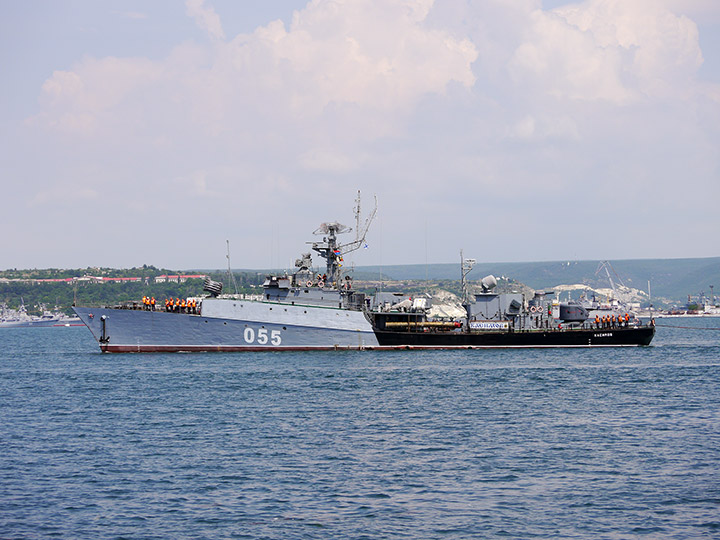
<box><xmin>0</xmin><ymin>311</ymin><xmax>83</xmax><ymax>328</ymax></box>
<box><xmin>73</xmin><ymin>299</ymin><xmax>379</xmax><ymax>352</ymax></box>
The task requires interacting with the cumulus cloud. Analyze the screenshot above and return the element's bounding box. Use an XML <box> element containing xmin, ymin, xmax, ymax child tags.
<box><xmin>269</xmin><ymin>0</ymin><xmax>477</xmax><ymax>111</ymax></box>
<box><xmin>186</xmin><ymin>0</ymin><xmax>225</xmax><ymax>40</ymax></box>
<box><xmin>508</xmin><ymin>0</ymin><xmax>703</xmax><ymax>102</ymax></box>
<box><xmin>34</xmin><ymin>0</ymin><xmax>477</xmax><ymax>140</ymax></box>
<box><xmin>29</xmin><ymin>0</ymin><xmax>715</xmax><ymax>176</ymax></box>
<box><xmin>34</xmin><ymin>57</ymin><xmax>160</xmax><ymax>135</ymax></box>
<box><xmin>16</xmin><ymin>0</ymin><xmax>719</xmax><ymax>266</ymax></box>
<box><xmin>42</xmin><ymin>0</ymin><xmax>707</xmax><ymax>141</ymax></box>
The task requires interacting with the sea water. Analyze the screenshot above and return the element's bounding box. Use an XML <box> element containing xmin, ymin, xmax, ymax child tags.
<box><xmin>1</xmin><ymin>319</ymin><xmax>718</xmax><ymax>539</ymax></box>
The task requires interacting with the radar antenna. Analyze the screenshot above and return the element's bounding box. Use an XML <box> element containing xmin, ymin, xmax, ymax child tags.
<box><xmin>310</xmin><ymin>190</ymin><xmax>377</xmax><ymax>286</ymax></box>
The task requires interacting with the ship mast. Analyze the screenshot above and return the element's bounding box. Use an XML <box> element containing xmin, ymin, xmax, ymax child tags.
<box><xmin>226</xmin><ymin>240</ymin><xmax>239</xmax><ymax>294</ymax></box>
<box><xmin>460</xmin><ymin>250</ymin><xmax>476</xmax><ymax>305</ymax></box>
<box><xmin>595</xmin><ymin>260</ymin><xmax>625</xmax><ymax>301</ymax></box>
<box><xmin>310</xmin><ymin>191</ymin><xmax>377</xmax><ymax>287</ymax></box>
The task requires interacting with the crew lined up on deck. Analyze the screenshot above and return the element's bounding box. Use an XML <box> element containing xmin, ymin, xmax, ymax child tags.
<box><xmin>164</xmin><ymin>297</ymin><xmax>198</xmax><ymax>314</ymax></box>
<box><xmin>594</xmin><ymin>313</ymin><xmax>630</xmax><ymax>329</ymax></box>
<box><xmin>139</xmin><ymin>296</ymin><xmax>197</xmax><ymax>313</ymax></box>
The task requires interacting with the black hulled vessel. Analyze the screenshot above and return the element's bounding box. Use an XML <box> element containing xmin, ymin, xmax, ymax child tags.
<box><xmin>367</xmin><ymin>254</ymin><xmax>655</xmax><ymax>349</ymax></box>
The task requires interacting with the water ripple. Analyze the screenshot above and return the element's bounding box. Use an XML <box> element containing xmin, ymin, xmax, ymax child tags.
<box><xmin>1</xmin><ymin>323</ymin><xmax>719</xmax><ymax>538</ymax></box>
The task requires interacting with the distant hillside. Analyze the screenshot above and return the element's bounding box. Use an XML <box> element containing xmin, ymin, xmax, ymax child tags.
<box><xmin>4</xmin><ymin>257</ymin><xmax>717</xmax><ymax>311</ymax></box>
<box><xmin>354</xmin><ymin>257</ymin><xmax>720</xmax><ymax>305</ymax></box>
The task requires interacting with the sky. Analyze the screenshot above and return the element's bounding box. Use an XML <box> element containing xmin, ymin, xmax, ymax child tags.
<box><xmin>2</xmin><ymin>0</ymin><xmax>719</xmax><ymax>271</ymax></box>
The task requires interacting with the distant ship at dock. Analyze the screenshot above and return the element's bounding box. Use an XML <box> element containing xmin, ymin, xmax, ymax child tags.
<box><xmin>1</xmin><ymin>303</ymin><xmax>83</xmax><ymax>328</ymax></box>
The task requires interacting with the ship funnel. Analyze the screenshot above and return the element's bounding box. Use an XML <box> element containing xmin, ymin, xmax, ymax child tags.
<box><xmin>480</xmin><ymin>275</ymin><xmax>497</xmax><ymax>292</ymax></box>
<box><xmin>203</xmin><ymin>277</ymin><xmax>223</xmax><ymax>297</ymax></box>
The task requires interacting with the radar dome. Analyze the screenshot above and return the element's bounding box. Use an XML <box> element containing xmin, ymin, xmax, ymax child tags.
<box><xmin>480</xmin><ymin>275</ymin><xmax>497</xmax><ymax>292</ymax></box>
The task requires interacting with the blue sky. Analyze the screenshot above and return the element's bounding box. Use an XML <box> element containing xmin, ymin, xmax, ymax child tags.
<box><xmin>2</xmin><ymin>0</ymin><xmax>719</xmax><ymax>271</ymax></box>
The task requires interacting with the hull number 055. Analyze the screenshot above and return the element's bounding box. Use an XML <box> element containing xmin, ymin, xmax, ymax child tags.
<box><xmin>244</xmin><ymin>327</ymin><xmax>282</xmax><ymax>346</ymax></box>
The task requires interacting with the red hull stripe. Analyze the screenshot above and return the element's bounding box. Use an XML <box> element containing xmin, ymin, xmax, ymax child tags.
<box><xmin>101</xmin><ymin>343</ymin><xmax>642</xmax><ymax>353</ymax></box>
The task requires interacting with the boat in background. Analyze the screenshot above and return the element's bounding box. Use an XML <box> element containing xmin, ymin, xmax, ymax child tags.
<box><xmin>1</xmin><ymin>302</ymin><xmax>83</xmax><ymax>328</ymax></box>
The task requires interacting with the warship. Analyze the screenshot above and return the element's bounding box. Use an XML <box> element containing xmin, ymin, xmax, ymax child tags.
<box><xmin>73</xmin><ymin>194</ymin><xmax>655</xmax><ymax>352</ymax></box>
<box><xmin>1</xmin><ymin>303</ymin><xmax>83</xmax><ymax>328</ymax></box>
<box><xmin>369</xmin><ymin>255</ymin><xmax>654</xmax><ymax>349</ymax></box>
